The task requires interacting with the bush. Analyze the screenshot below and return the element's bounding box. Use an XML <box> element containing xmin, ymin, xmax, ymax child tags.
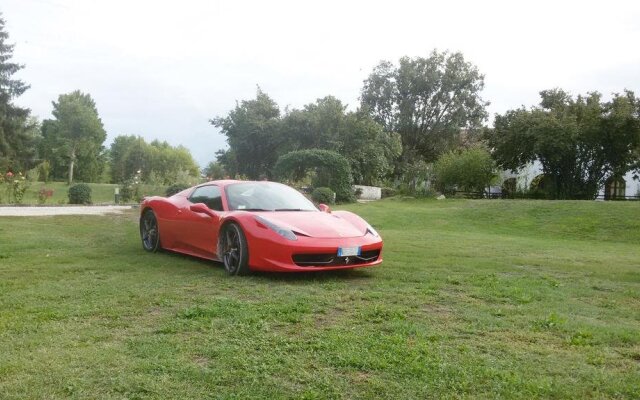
<box><xmin>433</xmin><ymin>146</ymin><xmax>496</xmax><ymax>194</ymax></box>
<box><xmin>274</xmin><ymin>149</ymin><xmax>355</xmax><ymax>202</ymax></box>
<box><xmin>120</xmin><ymin>170</ymin><xmax>145</xmax><ymax>203</ymax></box>
<box><xmin>166</xmin><ymin>184</ymin><xmax>190</xmax><ymax>197</ymax></box>
<box><xmin>37</xmin><ymin>188</ymin><xmax>54</xmax><ymax>205</ymax></box>
<box><xmin>119</xmin><ymin>183</ymin><xmax>136</xmax><ymax>203</ymax></box>
<box><xmin>68</xmin><ymin>183</ymin><xmax>92</xmax><ymax>204</ymax></box>
<box><xmin>311</xmin><ymin>187</ymin><xmax>335</xmax><ymax>204</ymax></box>
<box><xmin>38</xmin><ymin>161</ymin><xmax>51</xmax><ymax>182</ymax></box>
<box><xmin>381</xmin><ymin>187</ymin><xmax>397</xmax><ymax>198</ymax></box>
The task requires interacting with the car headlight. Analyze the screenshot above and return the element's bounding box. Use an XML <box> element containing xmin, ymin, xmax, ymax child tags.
<box><xmin>255</xmin><ymin>216</ymin><xmax>297</xmax><ymax>241</ymax></box>
<box><xmin>366</xmin><ymin>224</ymin><xmax>379</xmax><ymax>237</ymax></box>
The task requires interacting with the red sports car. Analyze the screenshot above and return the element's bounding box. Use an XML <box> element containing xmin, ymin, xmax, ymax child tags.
<box><xmin>139</xmin><ymin>180</ymin><xmax>383</xmax><ymax>275</ymax></box>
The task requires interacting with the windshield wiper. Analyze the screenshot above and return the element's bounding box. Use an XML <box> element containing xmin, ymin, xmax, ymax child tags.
<box><xmin>237</xmin><ymin>208</ymin><xmax>270</xmax><ymax>211</ymax></box>
<box><xmin>274</xmin><ymin>208</ymin><xmax>310</xmax><ymax>212</ymax></box>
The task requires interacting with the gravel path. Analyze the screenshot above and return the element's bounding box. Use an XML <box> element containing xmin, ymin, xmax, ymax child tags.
<box><xmin>0</xmin><ymin>206</ymin><xmax>133</xmax><ymax>217</ymax></box>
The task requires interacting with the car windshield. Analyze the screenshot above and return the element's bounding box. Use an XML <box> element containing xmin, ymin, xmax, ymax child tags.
<box><xmin>225</xmin><ymin>182</ymin><xmax>318</xmax><ymax>212</ymax></box>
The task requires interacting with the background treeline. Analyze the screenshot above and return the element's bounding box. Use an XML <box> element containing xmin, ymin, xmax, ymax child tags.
<box><xmin>109</xmin><ymin>135</ymin><xmax>199</xmax><ymax>185</ymax></box>
<box><xmin>212</xmin><ymin>50</ymin><xmax>489</xmax><ymax>191</ymax></box>
<box><xmin>211</xmin><ymin>92</ymin><xmax>402</xmax><ymax>186</ymax></box>
<box><xmin>2</xmin><ymin>10</ymin><xmax>639</xmax><ymax>201</ymax></box>
<box><xmin>212</xmin><ymin>50</ymin><xmax>640</xmax><ymax>200</ymax></box>
<box><xmin>0</xmin><ymin>14</ymin><xmax>200</xmax><ymax>187</ymax></box>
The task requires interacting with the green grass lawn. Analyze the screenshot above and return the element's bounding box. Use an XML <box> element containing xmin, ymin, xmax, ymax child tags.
<box><xmin>0</xmin><ymin>181</ymin><xmax>167</xmax><ymax>205</ymax></box>
<box><xmin>1</xmin><ymin>199</ymin><xmax>639</xmax><ymax>399</ymax></box>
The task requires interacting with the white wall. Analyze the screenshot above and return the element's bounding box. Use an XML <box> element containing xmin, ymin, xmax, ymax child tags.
<box><xmin>354</xmin><ymin>185</ymin><xmax>381</xmax><ymax>200</ymax></box>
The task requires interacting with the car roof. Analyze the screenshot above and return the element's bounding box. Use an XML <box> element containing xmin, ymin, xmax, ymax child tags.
<box><xmin>196</xmin><ymin>179</ymin><xmax>276</xmax><ymax>188</ymax></box>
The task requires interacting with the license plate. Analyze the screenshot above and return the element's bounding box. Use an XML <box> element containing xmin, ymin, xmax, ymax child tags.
<box><xmin>337</xmin><ymin>246</ymin><xmax>361</xmax><ymax>257</ymax></box>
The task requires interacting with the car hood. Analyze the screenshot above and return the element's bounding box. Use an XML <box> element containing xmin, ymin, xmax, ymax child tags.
<box><xmin>257</xmin><ymin>211</ymin><xmax>365</xmax><ymax>239</ymax></box>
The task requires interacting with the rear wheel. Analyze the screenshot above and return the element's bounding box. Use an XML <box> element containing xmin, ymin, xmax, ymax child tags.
<box><xmin>221</xmin><ymin>223</ymin><xmax>250</xmax><ymax>275</ymax></box>
<box><xmin>140</xmin><ymin>209</ymin><xmax>161</xmax><ymax>252</ymax></box>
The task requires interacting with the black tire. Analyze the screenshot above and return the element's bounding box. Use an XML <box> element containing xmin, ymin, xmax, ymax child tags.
<box><xmin>140</xmin><ymin>209</ymin><xmax>161</xmax><ymax>252</ymax></box>
<box><xmin>220</xmin><ymin>222</ymin><xmax>250</xmax><ymax>276</ymax></box>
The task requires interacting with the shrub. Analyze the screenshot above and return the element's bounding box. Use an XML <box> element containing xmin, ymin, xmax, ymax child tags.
<box><xmin>3</xmin><ymin>172</ymin><xmax>29</xmax><ymax>204</ymax></box>
<box><xmin>38</xmin><ymin>161</ymin><xmax>51</xmax><ymax>182</ymax></box>
<box><xmin>68</xmin><ymin>183</ymin><xmax>92</xmax><ymax>204</ymax></box>
<box><xmin>273</xmin><ymin>149</ymin><xmax>355</xmax><ymax>202</ymax></box>
<box><xmin>311</xmin><ymin>187</ymin><xmax>335</xmax><ymax>204</ymax></box>
<box><xmin>37</xmin><ymin>188</ymin><xmax>54</xmax><ymax>205</ymax></box>
<box><xmin>120</xmin><ymin>171</ymin><xmax>143</xmax><ymax>203</ymax></box>
<box><xmin>433</xmin><ymin>146</ymin><xmax>496</xmax><ymax>194</ymax></box>
<box><xmin>166</xmin><ymin>184</ymin><xmax>190</xmax><ymax>197</ymax></box>
<box><xmin>119</xmin><ymin>183</ymin><xmax>135</xmax><ymax>203</ymax></box>
<box><xmin>381</xmin><ymin>187</ymin><xmax>397</xmax><ymax>198</ymax></box>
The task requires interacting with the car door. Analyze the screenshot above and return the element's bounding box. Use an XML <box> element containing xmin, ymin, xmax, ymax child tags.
<box><xmin>179</xmin><ymin>185</ymin><xmax>224</xmax><ymax>258</ymax></box>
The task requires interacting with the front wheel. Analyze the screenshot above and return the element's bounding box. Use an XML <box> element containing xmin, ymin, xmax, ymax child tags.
<box><xmin>221</xmin><ymin>223</ymin><xmax>250</xmax><ymax>276</ymax></box>
<box><xmin>140</xmin><ymin>209</ymin><xmax>161</xmax><ymax>252</ymax></box>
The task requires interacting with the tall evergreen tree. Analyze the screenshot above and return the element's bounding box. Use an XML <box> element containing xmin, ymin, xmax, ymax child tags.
<box><xmin>0</xmin><ymin>13</ymin><xmax>36</xmax><ymax>172</ymax></box>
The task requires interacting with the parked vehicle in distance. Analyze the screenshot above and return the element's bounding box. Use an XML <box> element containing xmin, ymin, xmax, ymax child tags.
<box><xmin>139</xmin><ymin>180</ymin><xmax>383</xmax><ymax>275</ymax></box>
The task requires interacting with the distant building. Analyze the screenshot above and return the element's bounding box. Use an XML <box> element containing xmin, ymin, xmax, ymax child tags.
<box><xmin>496</xmin><ymin>161</ymin><xmax>640</xmax><ymax>200</ymax></box>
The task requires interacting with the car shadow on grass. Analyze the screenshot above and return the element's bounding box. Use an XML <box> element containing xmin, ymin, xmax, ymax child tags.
<box><xmin>154</xmin><ymin>248</ymin><xmax>375</xmax><ymax>282</ymax></box>
<box><xmin>248</xmin><ymin>268</ymin><xmax>376</xmax><ymax>283</ymax></box>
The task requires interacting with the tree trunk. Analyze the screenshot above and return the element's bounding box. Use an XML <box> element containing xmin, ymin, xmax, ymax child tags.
<box><xmin>68</xmin><ymin>145</ymin><xmax>76</xmax><ymax>185</ymax></box>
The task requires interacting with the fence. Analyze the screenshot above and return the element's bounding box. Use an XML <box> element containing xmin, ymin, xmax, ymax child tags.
<box><xmin>448</xmin><ymin>190</ymin><xmax>640</xmax><ymax>200</ymax></box>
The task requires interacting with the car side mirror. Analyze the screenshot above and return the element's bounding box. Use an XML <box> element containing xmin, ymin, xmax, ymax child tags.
<box><xmin>190</xmin><ymin>203</ymin><xmax>216</xmax><ymax>217</ymax></box>
<box><xmin>318</xmin><ymin>203</ymin><xmax>331</xmax><ymax>213</ymax></box>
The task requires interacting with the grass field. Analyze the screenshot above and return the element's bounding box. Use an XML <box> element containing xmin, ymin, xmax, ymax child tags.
<box><xmin>1</xmin><ymin>199</ymin><xmax>639</xmax><ymax>399</ymax></box>
<box><xmin>0</xmin><ymin>181</ymin><xmax>167</xmax><ymax>205</ymax></box>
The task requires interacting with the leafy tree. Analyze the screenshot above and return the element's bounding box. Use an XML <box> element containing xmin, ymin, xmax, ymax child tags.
<box><xmin>109</xmin><ymin>135</ymin><xmax>140</xmax><ymax>183</ymax></box>
<box><xmin>361</xmin><ymin>50</ymin><xmax>489</xmax><ymax>177</ymax></box>
<box><xmin>280</xmin><ymin>96</ymin><xmax>345</xmax><ymax>153</ymax></box>
<box><xmin>214</xmin><ymin>148</ymin><xmax>238</xmax><ymax>177</ymax></box>
<box><xmin>211</xmin><ymin>88</ymin><xmax>282</xmax><ymax>179</ymax></box>
<box><xmin>433</xmin><ymin>146</ymin><xmax>496</xmax><ymax>194</ymax></box>
<box><xmin>280</xmin><ymin>96</ymin><xmax>400</xmax><ymax>185</ymax></box>
<box><xmin>108</xmin><ymin>135</ymin><xmax>199</xmax><ymax>184</ymax></box>
<box><xmin>213</xmin><ymin>90</ymin><xmax>401</xmax><ymax>185</ymax></box>
<box><xmin>338</xmin><ymin>111</ymin><xmax>401</xmax><ymax>185</ymax></box>
<box><xmin>487</xmin><ymin>89</ymin><xmax>640</xmax><ymax>199</ymax></box>
<box><xmin>45</xmin><ymin>91</ymin><xmax>107</xmax><ymax>184</ymax></box>
<box><xmin>203</xmin><ymin>161</ymin><xmax>226</xmax><ymax>180</ymax></box>
<box><xmin>0</xmin><ymin>14</ymin><xmax>37</xmax><ymax>172</ymax></box>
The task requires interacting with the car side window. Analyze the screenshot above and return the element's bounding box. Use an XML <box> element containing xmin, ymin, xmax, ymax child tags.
<box><xmin>188</xmin><ymin>185</ymin><xmax>223</xmax><ymax>211</ymax></box>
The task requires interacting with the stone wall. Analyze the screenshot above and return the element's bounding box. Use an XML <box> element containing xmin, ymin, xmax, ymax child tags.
<box><xmin>353</xmin><ymin>185</ymin><xmax>381</xmax><ymax>200</ymax></box>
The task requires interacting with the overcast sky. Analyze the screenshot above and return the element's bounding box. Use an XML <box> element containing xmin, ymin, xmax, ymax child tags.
<box><xmin>3</xmin><ymin>0</ymin><xmax>640</xmax><ymax>167</ymax></box>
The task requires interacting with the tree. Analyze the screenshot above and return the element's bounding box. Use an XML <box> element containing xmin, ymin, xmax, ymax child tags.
<box><xmin>109</xmin><ymin>135</ymin><xmax>140</xmax><ymax>183</ymax></box>
<box><xmin>211</xmin><ymin>88</ymin><xmax>282</xmax><ymax>179</ymax></box>
<box><xmin>361</xmin><ymin>50</ymin><xmax>489</xmax><ymax>178</ymax></box>
<box><xmin>108</xmin><ymin>135</ymin><xmax>200</xmax><ymax>184</ymax></box>
<box><xmin>0</xmin><ymin>14</ymin><xmax>37</xmax><ymax>172</ymax></box>
<box><xmin>46</xmin><ymin>91</ymin><xmax>106</xmax><ymax>184</ymax></box>
<box><xmin>279</xmin><ymin>96</ymin><xmax>345</xmax><ymax>153</ymax></box>
<box><xmin>486</xmin><ymin>89</ymin><xmax>640</xmax><ymax>199</ymax></box>
<box><xmin>433</xmin><ymin>146</ymin><xmax>496</xmax><ymax>194</ymax></box>
<box><xmin>203</xmin><ymin>160</ymin><xmax>226</xmax><ymax>180</ymax></box>
<box><xmin>213</xmin><ymin>90</ymin><xmax>401</xmax><ymax>185</ymax></box>
<box><xmin>338</xmin><ymin>111</ymin><xmax>401</xmax><ymax>185</ymax></box>
<box><xmin>280</xmin><ymin>96</ymin><xmax>401</xmax><ymax>185</ymax></box>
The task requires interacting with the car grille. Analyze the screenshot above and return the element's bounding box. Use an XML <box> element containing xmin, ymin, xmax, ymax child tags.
<box><xmin>292</xmin><ymin>249</ymin><xmax>380</xmax><ymax>267</ymax></box>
